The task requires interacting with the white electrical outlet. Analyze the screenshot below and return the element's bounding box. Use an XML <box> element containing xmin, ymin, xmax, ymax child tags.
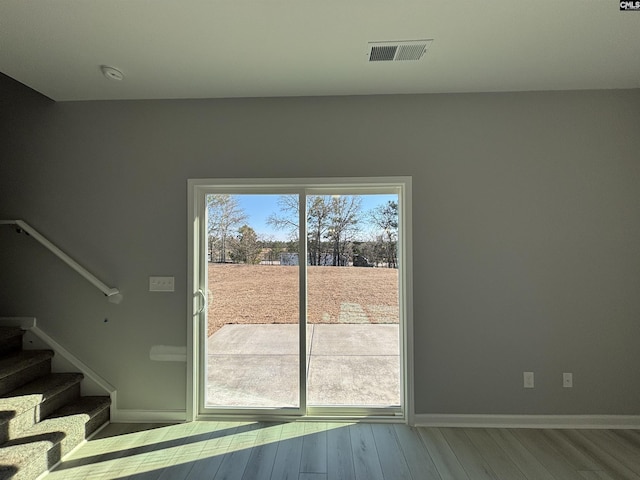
<box><xmin>149</xmin><ymin>276</ymin><xmax>175</xmax><ymax>292</ymax></box>
<box><xmin>563</xmin><ymin>372</ymin><xmax>573</xmax><ymax>388</ymax></box>
<box><xmin>523</xmin><ymin>372</ymin><xmax>534</xmax><ymax>388</ymax></box>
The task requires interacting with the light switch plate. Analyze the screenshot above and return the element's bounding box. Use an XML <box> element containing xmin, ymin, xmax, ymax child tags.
<box><xmin>149</xmin><ymin>276</ymin><xmax>175</xmax><ymax>292</ymax></box>
<box><xmin>523</xmin><ymin>372</ymin><xmax>534</xmax><ymax>388</ymax></box>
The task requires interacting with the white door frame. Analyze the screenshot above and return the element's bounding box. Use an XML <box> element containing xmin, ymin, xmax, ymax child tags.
<box><xmin>187</xmin><ymin>177</ymin><xmax>413</xmax><ymax>422</ymax></box>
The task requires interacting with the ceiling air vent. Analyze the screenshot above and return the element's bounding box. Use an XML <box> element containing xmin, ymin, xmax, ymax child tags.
<box><xmin>367</xmin><ymin>40</ymin><xmax>433</xmax><ymax>62</ymax></box>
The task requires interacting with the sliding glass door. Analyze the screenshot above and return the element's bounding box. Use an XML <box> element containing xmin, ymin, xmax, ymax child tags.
<box><xmin>189</xmin><ymin>179</ymin><xmax>409</xmax><ymax>419</ymax></box>
<box><xmin>205</xmin><ymin>194</ymin><xmax>301</xmax><ymax>410</ymax></box>
<box><xmin>305</xmin><ymin>193</ymin><xmax>401</xmax><ymax>410</ymax></box>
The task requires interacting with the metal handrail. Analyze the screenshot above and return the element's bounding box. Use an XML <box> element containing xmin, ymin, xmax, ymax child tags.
<box><xmin>0</xmin><ymin>219</ymin><xmax>122</xmax><ymax>303</ymax></box>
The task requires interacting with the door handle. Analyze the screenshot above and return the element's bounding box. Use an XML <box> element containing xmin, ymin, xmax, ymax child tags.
<box><xmin>194</xmin><ymin>289</ymin><xmax>206</xmax><ymax>316</ymax></box>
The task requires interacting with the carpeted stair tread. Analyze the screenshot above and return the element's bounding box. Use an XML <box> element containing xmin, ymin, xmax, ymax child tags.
<box><xmin>0</xmin><ymin>350</ymin><xmax>53</xmax><ymax>396</ymax></box>
<box><xmin>0</xmin><ymin>396</ymin><xmax>110</xmax><ymax>480</ymax></box>
<box><xmin>0</xmin><ymin>350</ymin><xmax>54</xmax><ymax>379</ymax></box>
<box><xmin>0</xmin><ymin>372</ymin><xmax>83</xmax><ymax>408</ymax></box>
<box><xmin>48</xmin><ymin>395</ymin><xmax>110</xmax><ymax>419</ymax></box>
<box><xmin>25</xmin><ymin>396</ymin><xmax>110</xmax><ymax>455</ymax></box>
<box><xmin>0</xmin><ymin>373</ymin><xmax>84</xmax><ymax>443</ymax></box>
<box><xmin>0</xmin><ymin>436</ymin><xmax>55</xmax><ymax>480</ymax></box>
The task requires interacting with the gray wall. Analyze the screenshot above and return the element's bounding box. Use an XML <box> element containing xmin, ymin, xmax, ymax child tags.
<box><xmin>1</xmin><ymin>73</ymin><xmax>639</xmax><ymax>415</ymax></box>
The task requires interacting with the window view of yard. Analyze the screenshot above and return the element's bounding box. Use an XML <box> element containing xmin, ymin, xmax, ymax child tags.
<box><xmin>205</xmin><ymin>192</ymin><xmax>401</xmax><ymax>409</ymax></box>
<box><xmin>206</xmin><ymin>193</ymin><xmax>399</xmax><ymax>335</ymax></box>
<box><xmin>207</xmin><ymin>264</ymin><xmax>398</xmax><ymax>337</ymax></box>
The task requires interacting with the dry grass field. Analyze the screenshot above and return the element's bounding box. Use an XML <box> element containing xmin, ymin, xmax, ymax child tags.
<box><xmin>207</xmin><ymin>264</ymin><xmax>399</xmax><ymax>336</ymax></box>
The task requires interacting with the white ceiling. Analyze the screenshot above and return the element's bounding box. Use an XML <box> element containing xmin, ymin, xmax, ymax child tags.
<box><xmin>1</xmin><ymin>0</ymin><xmax>639</xmax><ymax>101</ymax></box>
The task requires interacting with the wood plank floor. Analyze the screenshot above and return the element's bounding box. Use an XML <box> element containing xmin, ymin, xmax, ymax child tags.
<box><xmin>43</xmin><ymin>422</ymin><xmax>640</xmax><ymax>480</ymax></box>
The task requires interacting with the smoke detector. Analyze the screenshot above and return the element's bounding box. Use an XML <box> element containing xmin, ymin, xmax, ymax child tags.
<box><xmin>367</xmin><ymin>40</ymin><xmax>433</xmax><ymax>62</ymax></box>
<box><xmin>101</xmin><ymin>65</ymin><xmax>124</xmax><ymax>81</ymax></box>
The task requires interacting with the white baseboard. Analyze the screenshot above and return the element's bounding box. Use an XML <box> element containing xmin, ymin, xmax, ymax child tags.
<box><xmin>413</xmin><ymin>414</ymin><xmax>640</xmax><ymax>429</ymax></box>
<box><xmin>111</xmin><ymin>408</ymin><xmax>187</xmax><ymax>423</ymax></box>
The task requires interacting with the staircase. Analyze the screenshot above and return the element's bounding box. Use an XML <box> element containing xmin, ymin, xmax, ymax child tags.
<box><xmin>0</xmin><ymin>327</ymin><xmax>111</xmax><ymax>480</ymax></box>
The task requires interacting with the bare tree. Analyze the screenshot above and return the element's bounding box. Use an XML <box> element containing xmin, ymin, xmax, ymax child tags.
<box><xmin>266</xmin><ymin>194</ymin><xmax>300</xmax><ymax>241</ymax></box>
<box><xmin>268</xmin><ymin>195</ymin><xmax>337</xmax><ymax>265</ymax></box>
<box><xmin>207</xmin><ymin>194</ymin><xmax>247</xmax><ymax>263</ymax></box>
<box><xmin>306</xmin><ymin>196</ymin><xmax>332</xmax><ymax>265</ymax></box>
<box><xmin>268</xmin><ymin>194</ymin><xmax>363</xmax><ymax>266</ymax></box>
<box><xmin>326</xmin><ymin>196</ymin><xmax>362</xmax><ymax>266</ymax></box>
<box><xmin>369</xmin><ymin>200</ymin><xmax>398</xmax><ymax>268</ymax></box>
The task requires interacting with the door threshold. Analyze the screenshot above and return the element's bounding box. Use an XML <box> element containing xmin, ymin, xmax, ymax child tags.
<box><xmin>195</xmin><ymin>411</ymin><xmax>405</xmax><ymax>424</ymax></box>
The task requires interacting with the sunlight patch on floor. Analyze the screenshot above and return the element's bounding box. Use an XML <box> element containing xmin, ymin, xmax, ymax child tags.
<box><xmin>45</xmin><ymin>421</ymin><xmax>351</xmax><ymax>480</ymax></box>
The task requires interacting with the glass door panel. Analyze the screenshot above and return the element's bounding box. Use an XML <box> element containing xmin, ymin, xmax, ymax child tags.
<box><xmin>204</xmin><ymin>193</ymin><xmax>300</xmax><ymax>409</ymax></box>
<box><xmin>305</xmin><ymin>193</ymin><xmax>401</xmax><ymax>408</ymax></box>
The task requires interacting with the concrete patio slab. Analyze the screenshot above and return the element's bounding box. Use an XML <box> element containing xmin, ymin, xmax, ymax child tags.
<box><xmin>207</xmin><ymin>354</ymin><xmax>299</xmax><ymax>407</ymax></box>
<box><xmin>207</xmin><ymin>324</ymin><xmax>313</xmax><ymax>355</ymax></box>
<box><xmin>309</xmin><ymin>324</ymin><xmax>399</xmax><ymax>356</ymax></box>
<box><xmin>206</xmin><ymin>323</ymin><xmax>400</xmax><ymax>408</ymax></box>
<box><xmin>307</xmin><ymin>355</ymin><xmax>400</xmax><ymax>406</ymax></box>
